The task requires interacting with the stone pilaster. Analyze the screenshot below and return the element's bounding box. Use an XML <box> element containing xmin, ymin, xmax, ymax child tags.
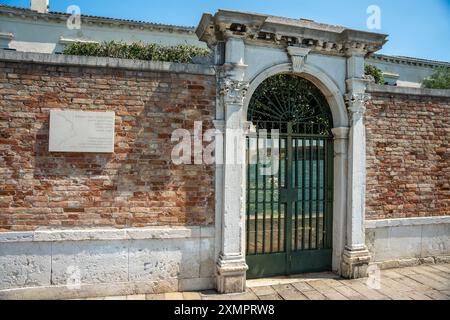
<box><xmin>342</xmin><ymin>92</ymin><xmax>372</xmax><ymax>278</ymax></box>
<box><xmin>342</xmin><ymin>51</ymin><xmax>372</xmax><ymax>279</ymax></box>
<box><xmin>331</xmin><ymin>127</ymin><xmax>349</xmax><ymax>273</ymax></box>
<box><xmin>215</xmin><ymin>36</ymin><xmax>249</xmax><ymax>293</ymax></box>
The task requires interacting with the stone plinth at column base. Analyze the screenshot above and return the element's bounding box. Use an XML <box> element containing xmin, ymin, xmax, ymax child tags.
<box><xmin>341</xmin><ymin>247</ymin><xmax>371</xmax><ymax>279</ymax></box>
<box><xmin>216</xmin><ymin>255</ymin><xmax>248</xmax><ymax>294</ymax></box>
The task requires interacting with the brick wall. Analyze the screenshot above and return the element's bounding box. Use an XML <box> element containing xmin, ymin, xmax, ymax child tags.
<box><xmin>366</xmin><ymin>92</ymin><xmax>450</xmax><ymax>220</ymax></box>
<box><xmin>0</xmin><ymin>61</ymin><xmax>216</xmax><ymax>231</ymax></box>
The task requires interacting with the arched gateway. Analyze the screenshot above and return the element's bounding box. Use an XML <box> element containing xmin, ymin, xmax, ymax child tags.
<box><xmin>246</xmin><ymin>75</ymin><xmax>334</xmax><ymax>278</ymax></box>
<box><xmin>197</xmin><ymin>10</ymin><xmax>388</xmax><ymax>293</ymax></box>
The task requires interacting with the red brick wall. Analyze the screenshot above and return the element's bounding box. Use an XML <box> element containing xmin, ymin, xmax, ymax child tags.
<box><xmin>366</xmin><ymin>92</ymin><xmax>450</xmax><ymax>220</ymax></box>
<box><xmin>0</xmin><ymin>61</ymin><xmax>216</xmax><ymax>231</ymax></box>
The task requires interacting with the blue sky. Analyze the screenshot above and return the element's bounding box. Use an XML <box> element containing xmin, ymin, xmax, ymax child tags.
<box><xmin>3</xmin><ymin>0</ymin><xmax>450</xmax><ymax>61</ymax></box>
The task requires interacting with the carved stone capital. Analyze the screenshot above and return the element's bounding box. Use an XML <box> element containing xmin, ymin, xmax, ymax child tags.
<box><xmin>220</xmin><ymin>79</ymin><xmax>249</xmax><ymax>105</ymax></box>
<box><xmin>345</xmin><ymin>93</ymin><xmax>370</xmax><ymax>123</ymax></box>
<box><xmin>345</xmin><ymin>92</ymin><xmax>370</xmax><ymax>105</ymax></box>
<box><xmin>287</xmin><ymin>46</ymin><xmax>311</xmax><ymax>73</ymax></box>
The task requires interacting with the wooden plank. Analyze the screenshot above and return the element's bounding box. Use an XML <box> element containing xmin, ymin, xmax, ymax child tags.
<box><xmin>307</xmin><ymin>280</ymin><xmax>333</xmax><ymax>291</ymax></box>
<box><xmin>258</xmin><ymin>294</ymin><xmax>283</xmax><ymax>300</ymax></box>
<box><xmin>423</xmin><ymin>291</ymin><xmax>450</xmax><ymax>300</ymax></box>
<box><xmin>333</xmin><ymin>285</ymin><xmax>367</xmax><ymax>300</ymax></box>
<box><xmin>250</xmin><ymin>286</ymin><xmax>277</xmax><ymax>296</ymax></box>
<box><xmin>301</xmin><ymin>290</ymin><xmax>327</xmax><ymax>300</ymax></box>
<box><xmin>428</xmin><ymin>264</ymin><xmax>450</xmax><ymax>274</ymax></box>
<box><xmin>405</xmin><ymin>274</ymin><xmax>449</xmax><ymax>291</ymax></box>
<box><xmin>415</xmin><ymin>266</ymin><xmax>450</xmax><ymax>281</ymax></box>
<box><xmin>393</xmin><ymin>276</ymin><xmax>433</xmax><ymax>291</ymax></box>
<box><xmin>345</xmin><ymin>281</ymin><xmax>390</xmax><ymax>300</ymax></box>
<box><xmin>292</xmin><ymin>281</ymin><xmax>315</xmax><ymax>292</ymax></box>
<box><xmin>375</xmin><ymin>286</ymin><xmax>412</xmax><ymax>300</ymax></box>
<box><xmin>320</xmin><ymin>289</ymin><xmax>349</xmax><ymax>300</ymax></box>
<box><xmin>272</xmin><ymin>284</ymin><xmax>308</xmax><ymax>300</ymax></box>
<box><xmin>380</xmin><ymin>277</ymin><xmax>415</xmax><ymax>292</ymax></box>
<box><xmin>405</xmin><ymin>291</ymin><xmax>433</xmax><ymax>300</ymax></box>
<box><xmin>382</xmin><ymin>270</ymin><xmax>404</xmax><ymax>279</ymax></box>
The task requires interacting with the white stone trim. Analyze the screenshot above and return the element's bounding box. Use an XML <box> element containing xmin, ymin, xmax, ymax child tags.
<box><xmin>0</xmin><ymin>226</ymin><xmax>214</xmax><ymax>243</ymax></box>
<box><xmin>58</xmin><ymin>37</ymin><xmax>99</xmax><ymax>45</ymax></box>
<box><xmin>214</xmin><ymin>36</ymin><xmax>249</xmax><ymax>294</ymax></box>
<box><xmin>366</xmin><ymin>217</ymin><xmax>450</xmax><ymax>264</ymax></box>
<box><xmin>0</xmin><ymin>226</ymin><xmax>216</xmax><ymax>296</ymax></box>
<box><xmin>0</xmin><ymin>5</ymin><xmax>195</xmax><ymax>35</ymax></box>
<box><xmin>0</xmin><ymin>32</ymin><xmax>14</xmax><ymax>40</ymax></box>
<box><xmin>0</xmin><ymin>280</ymin><xmax>176</xmax><ymax>300</ymax></box>
<box><xmin>331</xmin><ymin>127</ymin><xmax>349</xmax><ymax>273</ymax></box>
<box><xmin>0</xmin><ymin>50</ymin><xmax>216</xmax><ymax>75</ymax></box>
<box><xmin>197</xmin><ymin>10</ymin><xmax>387</xmax><ymax>56</ymax></box>
<box><xmin>366</xmin><ymin>216</ymin><xmax>450</xmax><ymax>229</ymax></box>
<box><xmin>369</xmin><ymin>54</ymin><xmax>450</xmax><ymax>69</ymax></box>
<box><xmin>0</xmin><ymin>277</ymin><xmax>215</xmax><ymax>300</ymax></box>
<box><xmin>372</xmin><ymin>255</ymin><xmax>450</xmax><ymax>271</ymax></box>
<box><xmin>367</xmin><ymin>83</ymin><xmax>450</xmax><ymax>97</ymax></box>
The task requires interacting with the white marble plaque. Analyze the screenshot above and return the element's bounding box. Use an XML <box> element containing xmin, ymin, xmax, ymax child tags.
<box><xmin>49</xmin><ymin>111</ymin><xmax>115</xmax><ymax>153</ymax></box>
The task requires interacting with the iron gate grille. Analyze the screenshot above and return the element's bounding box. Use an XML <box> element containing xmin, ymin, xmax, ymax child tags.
<box><xmin>246</xmin><ymin>75</ymin><xmax>334</xmax><ymax>279</ymax></box>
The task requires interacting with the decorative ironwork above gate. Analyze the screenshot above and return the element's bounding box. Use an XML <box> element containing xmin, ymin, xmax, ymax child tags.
<box><xmin>248</xmin><ymin>75</ymin><xmax>333</xmax><ymax>135</ymax></box>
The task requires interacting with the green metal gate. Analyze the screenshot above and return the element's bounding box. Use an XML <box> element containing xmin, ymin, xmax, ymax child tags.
<box><xmin>246</xmin><ymin>75</ymin><xmax>334</xmax><ymax>279</ymax></box>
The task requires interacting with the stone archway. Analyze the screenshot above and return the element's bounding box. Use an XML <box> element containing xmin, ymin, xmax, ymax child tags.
<box><xmin>243</xmin><ymin>63</ymin><xmax>349</xmax><ymax>128</ymax></box>
<box><xmin>196</xmin><ymin>10</ymin><xmax>388</xmax><ymax>293</ymax></box>
<box><xmin>243</xmin><ymin>64</ymin><xmax>349</xmax><ymax>275</ymax></box>
<box><xmin>244</xmin><ymin>73</ymin><xmax>336</xmax><ymax>278</ymax></box>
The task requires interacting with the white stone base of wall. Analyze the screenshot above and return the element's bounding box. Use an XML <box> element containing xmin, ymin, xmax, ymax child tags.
<box><xmin>0</xmin><ymin>226</ymin><xmax>216</xmax><ymax>300</ymax></box>
<box><xmin>366</xmin><ymin>216</ymin><xmax>450</xmax><ymax>269</ymax></box>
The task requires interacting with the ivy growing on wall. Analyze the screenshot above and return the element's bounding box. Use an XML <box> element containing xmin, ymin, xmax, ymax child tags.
<box><xmin>63</xmin><ymin>41</ymin><xmax>211</xmax><ymax>64</ymax></box>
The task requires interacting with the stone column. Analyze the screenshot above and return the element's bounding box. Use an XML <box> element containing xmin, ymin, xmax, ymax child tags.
<box><xmin>216</xmin><ymin>36</ymin><xmax>249</xmax><ymax>293</ymax></box>
<box><xmin>341</xmin><ymin>51</ymin><xmax>372</xmax><ymax>278</ymax></box>
<box><xmin>331</xmin><ymin>127</ymin><xmax>349</xmax><ymax>273</ymax></box>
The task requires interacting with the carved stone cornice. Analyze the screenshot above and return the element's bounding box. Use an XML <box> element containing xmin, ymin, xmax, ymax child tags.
<box><xmin>0</xmin><ymin>5</ymin><xmax>195</xmax><ymax>36</ymax></box>
<box><xmin>196</xmin><ymin>10</ymin><xmax>388</xmax><ymax>56</ymax></box>
<box><xmin>343</xmin><ymin>41</ymin><xmax>368</xmax><ymax>57</ymax></box>
<box><xmin>219</xmin><ymin>78</ymin><xmax>249</xmax><ymax>104</ymax></box>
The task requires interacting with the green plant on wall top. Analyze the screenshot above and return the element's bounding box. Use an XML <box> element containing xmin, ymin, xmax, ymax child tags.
<box><xmin>63</xmin><ymin>41</ymin><xmax>211</xmax><ymax>64</ymax></box>
<box><xmin>422</xmin><ymin>67</ymin><xmax>450</xmax><ymax>89</ymax></box>
<box><xmin>364</xmin><ymin>64</ymin><xmax>385</xmax><ymax>85</ymax></box>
